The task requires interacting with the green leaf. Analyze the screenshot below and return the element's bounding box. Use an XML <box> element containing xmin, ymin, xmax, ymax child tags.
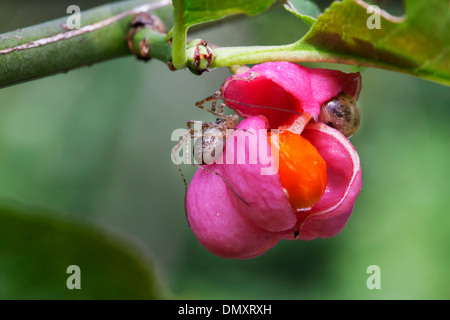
<box><xmin>284</xmin><ymin>0</ymin><xmax>321</xmax><ymax>27</ymax></box>
<box><xmin>296</xmin><ymin>0</ymin><xmax>450</xmax><ymax>84</ymax></box>
<box><xmin>0</xmin><ymin>200</ymin><xmax>164</xmax><ymax>299</ymax></box>
<box><xmin>171</xmin><ymin>0</ymin><xmax>275</xmax><ymax>69</ymax></box>
<box><xmin>178</xmin><ymin>0</ymin><xmax>275</xmax><ymax>27</ymax></box>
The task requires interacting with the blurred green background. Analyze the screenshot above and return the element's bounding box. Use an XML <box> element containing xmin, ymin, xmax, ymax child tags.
<box><xmin>0</xmin><ymin>0</ymin><xmax>448</xmax><ymax>299</ymax></box>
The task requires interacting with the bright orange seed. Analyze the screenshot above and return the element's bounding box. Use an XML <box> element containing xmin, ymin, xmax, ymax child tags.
<box><xmin>269</xmin><ymin>130</ymin><xmax>327</xmax><ymax>211</ymax></box>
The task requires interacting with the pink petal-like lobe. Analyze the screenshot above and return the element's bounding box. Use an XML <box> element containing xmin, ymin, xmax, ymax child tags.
<box><xmin>221</xmin><ymin>116</ymin><xmax>297</xmax><ymax>232</ymax></box>
<box><xmin>186</xmin><ymin>163</ymin><xmax>281</xmax><ymax>259</ymax></box>
<box><xmin>221</xmin><ymin>62</ymin><xmax>361</xmax><ymax>123</ymax></box>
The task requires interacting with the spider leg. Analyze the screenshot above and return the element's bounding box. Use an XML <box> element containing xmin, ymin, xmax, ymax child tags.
<box><xmin>171</xmin><ymin>127</ymin><xmax>198</xmax><ymax>226</ymax></box>
<box><xmin>195</xmin><ymin>92</ymin><xmax>226</xmax><ymax>118</ymax></box>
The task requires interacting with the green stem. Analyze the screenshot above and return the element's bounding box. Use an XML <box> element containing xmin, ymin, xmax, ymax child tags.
<box><xmin>171</xmin><ymin>0</ymin><xmax>187</xmax><ymax>69</ymax></box>
<box><xmin>211</xmin><ymin>43</ymin><xmax>385</xmax><ymax>68</ymax></box>
<box><xmin>0</xmin><ymin>0</ymin><xmax>172</xmax><ymax>88</ymax></box>
<box><xmin>210</xmin><ymin>44</ymin><xmax>322</xmax><ymax>67</ymax></box>
<box><xmin>211</xmin><ymin>43</ymin><xmax>450</xmax><ymax>86</ymax></box>
<box><xmin>131</xmin><ymin>28</ymin><xmax>172</xmax><ymax>63</ymax></box>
